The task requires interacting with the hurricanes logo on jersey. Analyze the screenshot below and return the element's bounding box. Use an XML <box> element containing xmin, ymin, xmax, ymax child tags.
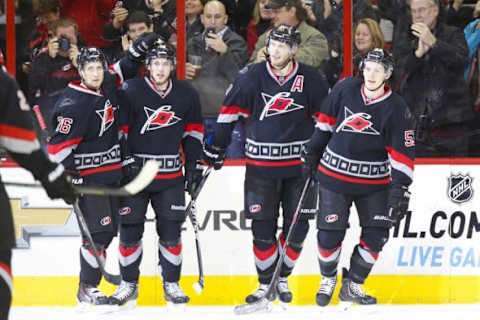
<box><xmin>96</xmin><ymin>99</ymin><xmax>116</xmax><ymax>137</ymax></box>
<box><xmin>259</xmin><ymin>92</ymin><xmax>304</xmax><ymax>121</ymax></box>
<box><xmin>336</xmin><ymin>106</ymin><xmax>380</xmax><ymax>135</ymax></box>
<box><xmin>140</xmin><ymin>105</ymin><xmax>181</xmax><ymax>134</ymax></box>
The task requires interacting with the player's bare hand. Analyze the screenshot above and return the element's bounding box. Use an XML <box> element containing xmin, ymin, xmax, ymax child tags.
<box><xmin>205</xmin><ymin>33</ymin><xmax>228</xmax><ymax>54</ymax></box>
<box><xmin>48</xmin><ymin>37</ymin><xmax>59</xmax><ymax>58</ymax></box>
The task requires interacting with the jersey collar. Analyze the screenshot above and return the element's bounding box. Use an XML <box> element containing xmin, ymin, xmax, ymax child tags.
<box><xmin>145</xmin><ymin>77</ymin><xmax>172</xmax><ymax>99</ymax></box>
<box><xmin>266</xmin><ymin>60</ymin><xmax>298</xmax><ymax>86</ymax></box>
<box><xmin>361</xmin><ymin>84</ymin><xmax>392</xmax><ymax>106</ymax></box>
<box><xmin>68</xmin><ymin>80</ymin><xmax>103</xmax><ymax>96</ymax></box>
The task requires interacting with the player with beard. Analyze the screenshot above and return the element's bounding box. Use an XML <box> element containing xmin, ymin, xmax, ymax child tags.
<box><xmin>203</xmin><ymin>24</ymin><xmax>329</xmax><ymax>306</ymax></box>
<box><xmin>109</xmin><ymin>43</ymin><xmax>204</xmax><ymax>308</ymax></box>
<box><xmin>301</xmin><ymin>48</ymin><xmax>415</xmax><ymax>307</ymax></box>
<box><xmin>47</xmin><ymin>34</ymin><xmax>158</xmax><ymax>307</ymax></box>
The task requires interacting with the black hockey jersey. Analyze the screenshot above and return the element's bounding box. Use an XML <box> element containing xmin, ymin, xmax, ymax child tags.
<box><xmin>0</xmin><ymin>69</ymin><xmax>55</xmax><ymax>249</ymax></box>
<box><xmin>118</xmin><ymin>77</ymin><xmax>204</xmax><ymax>191</ymax></box>
<box><xmin>306</xmin><ymin>77</ymin><xmax>415</xmax><ymax>195</ymax></box>
<box><xmin>47</xmin><ymin>81</ymin><xmax>122</xmax><ymax>185</ymax></box>
<box><xmin>213</xmin><ymin>61</ymin><xmax>329</xmax><ymax>178</ymax></box>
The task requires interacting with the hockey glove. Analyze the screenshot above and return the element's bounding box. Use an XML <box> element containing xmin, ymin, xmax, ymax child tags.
<box><xmin>40</xmin><ymin>163</ymin><xmax>77</xmax><ymax>204</ymax></box>
<box><xmin>122</xmin><ymin>156</ymin><xmax>141</xmax><ymax>183</ymax></box>
<box><xmin>387</xmin><ymin>184</ymin><xmax>411</xmax><ymax>224</ymax></box>
<box><xmin>202</xmin><ymin>143</ymin><xmax>225</xmax><ymax>170</ymax></box>
<box><xmin>185</xmin><ymin>161</ymin><xmax>204</xmax><ymax>196</ymax></box>
<box><xmin>127</xmin><ymin>32</ymin><xmax>162</xmax><ymax>62</ymax></box>
<box><xmin>301</xmin><ymin>146</ymin><xmax>321</xmax><ymax>180</ymax></box>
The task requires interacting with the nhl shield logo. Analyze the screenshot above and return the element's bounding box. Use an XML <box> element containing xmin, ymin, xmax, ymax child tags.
<box><xmin>448</xmin><ymin>173</ymin><xmax>473</xmax><ymax>203</ymax></box>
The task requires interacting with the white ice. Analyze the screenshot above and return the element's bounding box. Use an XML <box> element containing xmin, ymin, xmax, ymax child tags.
<box><xmin>9</xmin><ymin>304</ymin><xmax>480</xmax><ymax>320</ymax></box>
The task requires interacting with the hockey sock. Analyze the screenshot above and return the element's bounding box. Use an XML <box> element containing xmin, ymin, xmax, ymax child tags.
<box><xmin>253</xmin><ymin>238</ymin><xmax>278</xmax><ymax>284</ymax></box>
<box><xmin>0</xmin><ymin>250</ymin><xmax>12</xmax><ymax>320</ymax></box>
<box><xmin>349</xmin><ymin>241</ymin><xmax>379</xmax><ymax>284</ymax></box>
<box><xmin>316</xmin><ymin>229</ymin><xmax>346</xmax><ymax>277</ymax></box>
<box><xmin>157</xmin><ymin>219</ymin><xmax>183</xmax><ymax>282</ymax></box>
<box><xmin>119</xmin><ymin>223</ymin><xmax>144</xmax><ymax>282</ymax></box>
<box><xmin>279</xmin><ymin>219</ymin><xmax>309</xmax><ymax>278</ymax></box>
<box><xmin>252</xmin><ymin>219</ymin><xmax>279</xmax><ymax>284</ymax></box>
<box><xmin>79</xmin><ymin>233</ymin><xmax>113</xmax><ymax>286</ymax></box>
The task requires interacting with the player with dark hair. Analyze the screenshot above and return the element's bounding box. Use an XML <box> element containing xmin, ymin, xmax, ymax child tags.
<box><xmin>0</xmin><ymin>67</ymin><xmax>75</xmax><ymax>319</ymax></box>
<box><xmin>301</xmin><ymin>48</ymin><xmax>415</xmax><ymax>306</ymax></box>
<box><xmin>203</xmin><ymin>24</ymin><xmax>329</xmax><ymax>306</ymax></box>
<box><xmin>47</xmin><ymin>33</ymin><xmax>159</xmax><ymax>307</ymax></box>
<box><xmin>108</xmin><ymin>43</ymin><xmax>204</xmax><ymax>307</ymax></box>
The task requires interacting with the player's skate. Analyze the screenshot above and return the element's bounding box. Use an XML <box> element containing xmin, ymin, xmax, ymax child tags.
<box><xmin>109</xmin><ymin>280</ymin><xmax>138</xmax><ymax>309</ymax></box>
<box><xmin>316</xmin><ymin>275</ymin><xmax>337</xmax><ymax>307</ymax></box>
<box><xmin>276</xmin><ymin>277</ymin><xmax>292</xmax><ymax>308</ymax></box>
<box><xmin>338</xmin><ymin>268</ymin><xmax>376</xmax><ymax>308</ymax></box>
<box><xmin>163</xmin><ymin>281</ymin><xmax>190</xmax><ymax>309</ymax></box>
<box><xmin>77</xmin><ymin>282</ymin><xmax>110</xmax><ymax>311</ymax></box>
<box><xmin>245</xmin><ymin>283</ymin><xmax>276</xmax><ymax>304</ymax></box>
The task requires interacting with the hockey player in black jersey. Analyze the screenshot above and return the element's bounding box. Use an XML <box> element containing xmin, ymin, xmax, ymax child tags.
<box><xmin>109</xmin><ymin>43</ymin><xmax>204</xmax><ymax>307</ymax></box>
<box><xmin>302</xmin><ymin>49</ymin><xmax>415</xmax><ymax>306</ymax></box>
<box><xmin>203</xmin><ymin>24</ymin><xmax>329</xmax><ymax>306</ymax></box>
<box><xmin>0</xmin><ymin>68</ymin><xmax>76</xmax><ymax>320</ymax></box>
<box><xmin>46</xmin><ymin>38</ymin><xmax>156</xmax><ymax>307</ymax></box>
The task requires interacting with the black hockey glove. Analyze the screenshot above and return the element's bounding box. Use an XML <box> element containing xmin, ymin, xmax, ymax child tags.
<box><xmin>301</xmin><ymin>146</ymin><xmax>321</xmax><ymax>180</ymax></box>
<box><xmin>185</xmin><ymin>161</ymin><xmax>204</xmax><ymax>196</ymax></box>
<box><xmin>202</xmin><ymin>142</ymin><xmax>225</xmax><ymax>170</ymax></box>
<box><xmin>40</xmin><ymin>163</ymin><xmax>77</xmax><ymax>205</ymax></box>
<box><xmin>387</xmin><ymin>184</ymin><xmax>411</xmax><ymax>224</ymax></box>
<box><xmin>127</xmin><ymin>32</ymin><xmax>162</xmax><ymax>62</ymax></box>
<box><xmin>122</xmin><ymin>156</ymin><xmax>141</xmax><ymax>183</ymax></box>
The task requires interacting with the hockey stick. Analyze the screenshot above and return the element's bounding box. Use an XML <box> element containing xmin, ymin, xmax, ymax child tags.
<box><xmin>3</xmin><ymin>160</ymin><xmax>159</xmax><ymax>196</ymax></box>
<box><xmin>73</xmin><ymin>200</ymin><xmax>121</xmax><ymax>285</ymax></box>
<box><xmin>233</xmin><ymin>177</ymin><xmax>312</xmax><ymax>315</ymax></box>
<box><xmin>187</xmin><ymin>166</ymin><xmax>213</xmax><ymax>294</ymax></box>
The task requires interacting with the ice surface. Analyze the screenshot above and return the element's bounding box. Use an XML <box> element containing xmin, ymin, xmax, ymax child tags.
<box><xmin>9</xmin><ymin>304</ymin><xmax>480</xmax><ymax>320</ymax></box>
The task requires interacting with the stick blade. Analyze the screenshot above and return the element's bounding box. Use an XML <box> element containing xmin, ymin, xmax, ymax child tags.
<box><xmin>193</xmin><ymin>281</ymin><xmax>204</xmax><ymax>294</ymax></box>
<box><xmin>233</xmin><ymin>298</ymin><xmax>271</xmax><ymax>315</ymax></box>
<box><xmin>123</xmin><ymin>160</ymin><xmax>159</xmax><ymax>195</ymax></box>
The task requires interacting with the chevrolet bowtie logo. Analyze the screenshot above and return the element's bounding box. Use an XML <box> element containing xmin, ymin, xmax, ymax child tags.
<box><xmin>11</xmin><ymin>198</ymin><xmax>78</xmax><ymax>248</ymax></box>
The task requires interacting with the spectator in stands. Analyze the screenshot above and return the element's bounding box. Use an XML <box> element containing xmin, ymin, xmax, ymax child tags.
<box><xmin>464</xmin><ymin>12</ymin><xmax>480</xmax><ymax>111</ymax></box>
<box><xmin>250</xmin><ymin>0</ymin><xmax>328</xmax><ymax>69</ymax></box>
<box><xmin>104</xmin><ymin>0</ymin><xmax>177</xmax><ymax>48</ymax></box>
<box><xmin>186</xmin><ymin>0</ymin><xmax>207</xmax><ymax>39</ymax></box>
<box><xmin>28</xmin><ymin>18</ymin><xmax>83</xmax><ymax>133</ymax></box>
<box><xmin>186</xmin><ymin>0</ymin><xmax>249</xmax><ymax>117</ymax></box>
<box><xmin>396</xmin><ymin>0</ymin><xmax>474</xmax><ymax>157</ymax></box>
<box><xmin>377</xmin><ymin>0</ymin><xmax>412</xmax><ymax>73</ymax></box>
<box><xmin>220</xmin><ymin>0</ymin><xmax>257</xmax><ymax>39</ymax></box>
<box><xmin>445</xmin><ymin>0</ymin><xmax>480</xmax><ymax>30</ymax></box>
<box><xmin>22</xmin><ymin>0</ymin><xmax>61</xmax><ymax>75</ymax></box>
<box><xmin>246</xmin><ymin>0</ymin><xmax>274</xmax><ymax>56</ymax></box>
<box><xmin>309</xmin><ymin>0</ymin><xmax>378</xmax><ymax>60</ymax></box>
<box><xmin>323</xmin><ymin>18</ymin><xmax>385</xmax><ymax>85</ymax></box>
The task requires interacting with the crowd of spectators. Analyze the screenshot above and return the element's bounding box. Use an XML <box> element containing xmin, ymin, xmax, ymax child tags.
<box><xmin>4</xmin><ymin>0</ymin><xmax>480</xmax><ymax>157</ymax></box>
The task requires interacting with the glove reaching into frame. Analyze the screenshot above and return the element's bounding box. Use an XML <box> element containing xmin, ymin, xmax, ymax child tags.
<box><xmin>185</xmin><ymin>161</ymin><xmax>204</xmax><ymax>196</ymax></box>
<box><xmin>40</xmin><ymin>163</ymin><xmax>77</xmax><ymax>204</ymax></box>
<box><xmin>127</xmin><ymin>32</ymin><xmax>163</xmax><ymax>62</ymax></box>
<box><xmin>387</xmin><ymin>184</ymin><xmax>411</xmax><ymax>224</ymax></box>
<box><xmin>300</xmin><ymin>146</ymin><xmax>321</xmax><ymax>180</ymax></box>
<box><xmin>202</xmin><ymin>142</ymin><xmax>225</xmax><ymax>170</ymax></box>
